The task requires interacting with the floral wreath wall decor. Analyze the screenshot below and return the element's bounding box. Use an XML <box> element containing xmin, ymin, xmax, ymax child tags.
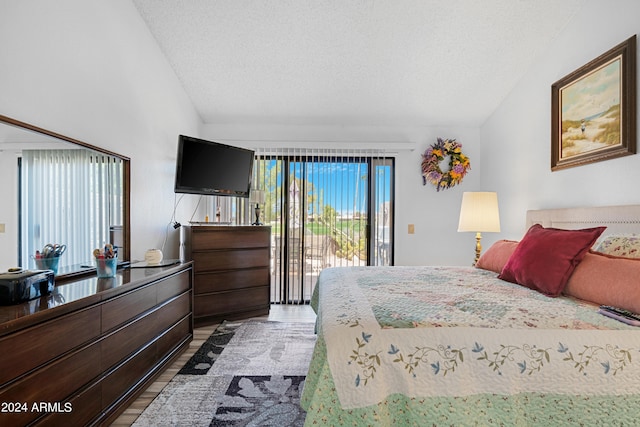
<box><xmin>421</xmin><ymin>138</ymin><xmax>471</xmax><ymax>191</ymax></box>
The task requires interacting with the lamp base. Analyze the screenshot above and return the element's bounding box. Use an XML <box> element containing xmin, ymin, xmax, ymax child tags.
<box><xmin>473</xmin><ymin>232</ymin><xmax>483</xmax><ymax>267</ymax></box>
<box><xmin>252</xmin><ymin>204</ymin><xmax>262</xmax><ymax>226</ymax></box>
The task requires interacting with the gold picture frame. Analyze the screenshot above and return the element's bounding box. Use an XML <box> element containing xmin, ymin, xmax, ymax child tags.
<box><xmin>551</xmin><ymin>35</ymin><xmax>636</xmax><ymax>171</ymax></box>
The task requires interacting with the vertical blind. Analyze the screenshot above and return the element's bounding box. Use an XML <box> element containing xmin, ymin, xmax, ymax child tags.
<box><xmin>21</xmin><ymin>149</ymin><xmax>124</xmax><ymax>269</ymax></box>
<box><xmin>243</xmin><ymin>147</ymin><xmax>395</xmax><ymax>304</ymax></box>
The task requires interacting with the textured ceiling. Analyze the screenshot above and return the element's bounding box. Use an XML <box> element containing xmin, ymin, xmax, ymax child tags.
<box><xmin>132</xmin><ymin>0</ymin><xmax>585</xmax><ymax>127</ymax></box>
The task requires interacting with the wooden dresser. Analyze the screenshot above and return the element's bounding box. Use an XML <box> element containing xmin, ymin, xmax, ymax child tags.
<box><xmin>180</xmin><ymin>225</ymin><xmax>270</xmax><ymax>326</ymax></box>
<box><xmin>0</xmin><ymin>262</ymin><xmax>193</xmax><ymax>426</ymax></box>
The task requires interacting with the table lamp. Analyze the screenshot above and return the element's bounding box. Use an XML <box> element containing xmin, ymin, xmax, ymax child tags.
<box><xmin>457</xmin><ymin>192</ymin><xmax>500</xmax><ymax>266</ymax></box>
<box><xmin>250</xmin><ymin>189</ymin><xmax>265</xmax><ymax>225</ymax></box>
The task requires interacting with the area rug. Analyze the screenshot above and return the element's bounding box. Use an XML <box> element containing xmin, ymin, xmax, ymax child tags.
<box><xmin>132</xmin><ymin>320</ymin><xmax>317</xmax><ymax>427</ymax></box>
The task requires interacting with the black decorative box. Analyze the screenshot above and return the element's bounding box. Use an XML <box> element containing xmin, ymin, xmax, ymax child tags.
<box><xmin>0</xmin><ymin>270</ymin><xmax>55</xmax><ymax>305</ymax></box>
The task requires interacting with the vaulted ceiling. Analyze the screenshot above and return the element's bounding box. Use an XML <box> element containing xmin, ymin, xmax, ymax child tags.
<box><xmin>132</xmin><ymin>0</ymin><xmax>585</xmax><ymax>128</ymax></box>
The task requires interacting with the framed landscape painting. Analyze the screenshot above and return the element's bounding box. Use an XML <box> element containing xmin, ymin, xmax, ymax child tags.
<box><xmin>551</xmin><ymin>35</ymin><xmax>636</xmax><ymax>171</ymax></box>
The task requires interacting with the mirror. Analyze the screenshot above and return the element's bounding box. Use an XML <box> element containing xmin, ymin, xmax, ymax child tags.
<box><xmin>0</xmin><ymin>115</ymin><xmax>130</xmax><ymax>281</ymax></box>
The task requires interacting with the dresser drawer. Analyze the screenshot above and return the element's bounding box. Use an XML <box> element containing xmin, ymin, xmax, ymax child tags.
<box><xmin>156</xmin><ymin>316</ymin><xmax>192</xmax><ymax>360</ymax></box>
<box><xmin>101</xmin><ymin>292</ymin><xmax>191</xmax><ymax>370</ymax></box>
<box><xmin>101</xmin><ymin>284</ymin><xmax>157</xmax><ymax>333</ymax></box>
<box><xmin>101</xmin><ymin>340</ymin><xmax>158</xmax><ymax>410</ymax></box>
<box><xmin>193</xmin><ymin>248</ymin><xmax>270</xmax><ymax>272</ymax></box>
<box><xmin>34</xmin><ymin>381</ymin><xmax>102</xmax><ymax>427</ymax></box>
<box><xmin>195</xmin><ymin>268</ymin><xmax>269</xmax><ymax>293</ymax></box>
<box><xmin>194</xmin><ymin>286</ymin><xmax>269</xmax><ymax>318</ymax></box>
<box><xmin>191</xmin><ymin>228</ymin><xmax>269</xmax><ymax>251</ymax></box>
<box><xmin>0</xmin><ymin>306</ymin><xmax>101</xmax><ymax>386</ymax></box>
<box><xmin>156</xmin><ymin>268</ymin><xmax>192</xmax><ymax>303</ymax></box>
<box><xmin>0</xmin><ymin>342</ymin><xmax>101</xmax><ymax>426</ymax></box>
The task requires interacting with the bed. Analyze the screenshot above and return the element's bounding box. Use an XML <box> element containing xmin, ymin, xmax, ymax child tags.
<box><xmin>300</xmin><ymin>205</ymin><xmax>640</xmax><ymax>426</ymax></box>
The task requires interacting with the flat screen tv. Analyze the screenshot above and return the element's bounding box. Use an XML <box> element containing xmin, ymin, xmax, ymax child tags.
<box><xmin>174</xmin><ymin>135</ymin><xmax>254</xmax><ymax>197</ymax></box>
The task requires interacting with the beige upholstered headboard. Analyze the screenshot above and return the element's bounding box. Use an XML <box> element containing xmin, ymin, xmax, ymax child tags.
<box><xmin>526</xmin><ymin>204</ymin><xmax>640</xmax><ymax>236</ymax></box>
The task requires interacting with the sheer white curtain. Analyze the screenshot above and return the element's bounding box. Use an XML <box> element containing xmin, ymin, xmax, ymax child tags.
<box><xmin>21</xmin><ymin>149</ymin><xmax>124</xmax><ymax>269</ymax></box>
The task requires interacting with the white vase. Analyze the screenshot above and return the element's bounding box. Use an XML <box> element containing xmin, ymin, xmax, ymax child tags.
<box><xmin>144</xmin><ymin>249</ymin><xmax>163</xmax><ymax>265</ymax></box>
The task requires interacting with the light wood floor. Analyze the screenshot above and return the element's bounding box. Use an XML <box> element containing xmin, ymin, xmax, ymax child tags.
<box><xmin>110</xmin><ymin>304</ymin><xmax>316</xmax><ymax>426</ymax></box>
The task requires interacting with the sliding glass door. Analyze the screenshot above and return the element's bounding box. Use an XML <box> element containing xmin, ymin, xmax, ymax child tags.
<box><xmin>253</xmin><ymin>151</ymin><xmax>394</xmax><ymax>304</ymax></box>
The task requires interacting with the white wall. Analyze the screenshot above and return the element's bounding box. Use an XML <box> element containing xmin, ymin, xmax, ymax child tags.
<box><xmin>482</xmin><ymin>0</ymin><xmax>640</xmax><ymax>246</ymax></box>
<box><xmin>0</xmin><ymin>150</ymin><xmax>20</xmax><ymax>270</ymax></box>
<box><xmin>0</xmin><ymin>0</ymin><xmax>201</xmax><ymax>267</ymax></box>
<box><xmin>394</xmin><ymin>127</ymin><xmax>483</xmax><ymax>266</ymax></box>
<box><xmin>201</xmin><ymin>123</ymin><xmax>483</xmax><ymax>266</ymax></box>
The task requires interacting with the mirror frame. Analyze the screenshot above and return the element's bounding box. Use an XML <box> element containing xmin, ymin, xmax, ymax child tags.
<box><xmin>0</xmin><ymin>114</ymin><xmax>131</xmax><ymax>281</ymax></box>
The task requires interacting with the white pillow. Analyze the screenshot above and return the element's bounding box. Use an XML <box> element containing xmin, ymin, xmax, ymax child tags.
<box><xmin>594</xmin><ymin>234</ymin><xmax>640</xmax><ymax>258</ymax></box>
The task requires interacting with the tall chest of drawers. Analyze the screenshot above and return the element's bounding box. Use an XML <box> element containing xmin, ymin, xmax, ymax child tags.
<box><xmin>181</xmin><ymin>225</ymin><xmax>271</xmax><ymax>326</ymax></box>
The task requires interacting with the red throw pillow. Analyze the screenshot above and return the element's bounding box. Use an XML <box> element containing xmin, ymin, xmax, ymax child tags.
<box><xmin>476</xmin><ymin>240</ymin><xmax>519</xmax><ymax>273</ymax></box>
<box><xmin>498</xmin><ymin>224</ymin><xmax>606</xmax><ymax>296</ymax></box>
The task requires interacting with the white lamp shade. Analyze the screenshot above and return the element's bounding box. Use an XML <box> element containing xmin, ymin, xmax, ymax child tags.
<box><xmin>457</xmin><ymin>192</ymin><xmax>500</xmax><ymax>232</ymax></box>
<box><xmin>250</xmin><ymin>189</ymin><xmax>265</xmax><ymax>204</ymax></box>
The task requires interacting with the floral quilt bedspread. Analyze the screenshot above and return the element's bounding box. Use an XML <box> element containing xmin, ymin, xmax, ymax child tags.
<box><xmin>308</xmin><ymin>266</ymin><xmax>640</xmax><ymax>410</ymax></box>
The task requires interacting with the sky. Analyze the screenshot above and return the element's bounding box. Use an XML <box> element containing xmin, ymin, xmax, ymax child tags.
<box><xmin>561</xmin><ymin>58</ymin><xmax>620</xmax><ymax>121</ymax></box>
<box><xmin>263</xmin><ymin>160</ymin><xmax>391</xmax><ymax>216</ymax></box>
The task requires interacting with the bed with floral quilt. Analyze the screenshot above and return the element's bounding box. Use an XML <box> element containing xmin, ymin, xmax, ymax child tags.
<box><xmin>300</xmin><ymin>205</ymin><xmax>640</xmax><ymax>426</ymax></box>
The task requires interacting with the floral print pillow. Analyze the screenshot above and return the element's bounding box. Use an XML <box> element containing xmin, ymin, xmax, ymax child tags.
<box><xmin>594</xmin><ymin>234</ymin><xmax>640</xmax><ymax>258</ymax></box>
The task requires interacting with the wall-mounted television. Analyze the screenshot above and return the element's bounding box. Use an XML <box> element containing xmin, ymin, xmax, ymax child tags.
<box><xmin>174</xmin><ymin>135</ymin><xmax>254</xmax><ymax>197</ymax></box>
